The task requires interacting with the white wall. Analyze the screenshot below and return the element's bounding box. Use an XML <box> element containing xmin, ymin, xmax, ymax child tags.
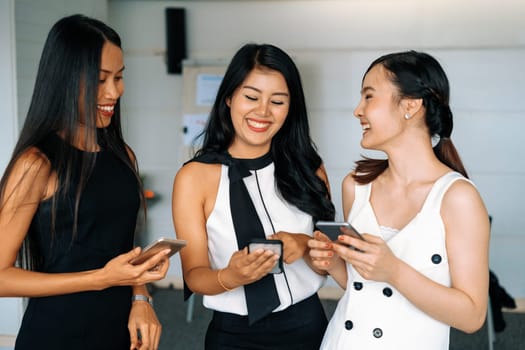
<box><xmin>0</xmin><ymin>0</ymin><xmax>18</xmax><ymax>174</ymax></box>
<box><xmin>108</xmin><ymin>0</ymin><xmax>525</xmax><ymax>298</ymax></box>
<box><xmin>0</xmin><ymin>0</ymin><xmax>22</xmax><ymax>339</ymax></box>
<box><xmin>15</xmin><ymin>0</ymin><xmax>108</xmax><ymax>125</ymax></box>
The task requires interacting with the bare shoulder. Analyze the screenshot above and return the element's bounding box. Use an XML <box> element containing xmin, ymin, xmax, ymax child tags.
<box><xmin>11</xmin><ymin>147</ymin><xmax>52</xmax><ymax>179</ymax></box>
<box><xmin>442</xmin><ymin>178</ymin><xmax>485</xmax><ymax>211</ymax></box>
<box><xmin>315</xmin><ymin>163</ymin><xmax>328</xmax><ymax>181</ymax></box>
<box><xmin>124</xmin><ymin>144</ymin><xmax>136</xmax><ymax>163</ymax></box>
<box><xmin>172</xmin><ymin>160</ymin><xmax>223</xmax><ymax>221</ymax></box>
<box><xmin>341</xmin><ymin>171</ymin><xmax>358</xmax><ymax>219</ymax></box>
<box><xmin>174</xmin><ymin>161</ymin><xmax>221</xmax><ymax>185</ymax></box>
<box><xmin>315</xmin><ymin>163</ymin><xmax>331</xmax><ymax>189</ymax></box>
<box><xmin>2</xmin><ymin>147</ymin><xmax>53</xmax><ymax>203</ymax></box>
<box><xmin>342</xmin><ymin>171</ymin><xmax>357</xmax><ymax>197</ymax></box>
<box><xmin>173</xmin><ymin>161</ymin><xmax>222</xmax><ymax>200</ymax></box>
<box><xmin>441</xmin><ymin>177</ymin><xmax>489</xmax><ymax>232</ymax></box>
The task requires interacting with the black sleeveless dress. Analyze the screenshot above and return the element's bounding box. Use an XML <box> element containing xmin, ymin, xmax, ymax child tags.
<box><xmin>15</xmin><ymin>134</ymin><xmax>140</xmax><ymax>350</ymax></box>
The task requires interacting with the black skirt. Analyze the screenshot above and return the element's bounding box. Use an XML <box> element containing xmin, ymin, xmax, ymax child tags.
<box><xmin>205</xmin><ymin>294</ymin><xmax>328</xmax><ymax>350</ymax></box>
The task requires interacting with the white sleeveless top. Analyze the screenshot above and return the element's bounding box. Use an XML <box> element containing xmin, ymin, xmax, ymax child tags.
<box><xmin>321</xmin><ymin>171</ymin><xmax>471</xmax><ymax>350</ymax></box>
<box><xmin>203</xmin><ymin>162</ymin><xmax>326</xmax><ymax>315</ymax></box>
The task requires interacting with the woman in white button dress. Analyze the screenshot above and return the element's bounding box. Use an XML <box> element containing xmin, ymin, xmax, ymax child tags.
<box><xmin>309</xmin><ymin>51</ymin><xmax>490</xmax><ymax>349</ymax></box>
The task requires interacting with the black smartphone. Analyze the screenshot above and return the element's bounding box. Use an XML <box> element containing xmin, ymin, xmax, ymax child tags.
<box><xmin>129</xmin><ymin>237</ymin><xmax>187</xmax><ymax>265</ymax></box>
<box><xmin>315</xmin><ymin>221</ymin><xmax>364</xmax><ymax>242</ymax></box>
<box><xmin>248</xmin><ymin>239</ymin><xmax>283</xmax><ymax>274</ymax></box>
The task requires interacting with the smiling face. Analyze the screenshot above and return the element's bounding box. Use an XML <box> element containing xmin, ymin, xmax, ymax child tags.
<box><xmin>353</xmin><ymin>64</ymin><xmax>406</xmax><ymax>151</ymax></box>
<box><xmin>95</xmin><ymin>41</ymin><xmax>125</xmax><ymax>128</ymax></box>
<box><xmin>227</xmin><ymin>67</ymin><xmax>290</xmax><ymax>158</ymax></box>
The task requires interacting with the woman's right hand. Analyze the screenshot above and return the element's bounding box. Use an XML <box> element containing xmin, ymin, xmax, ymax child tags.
<box><xmin>221</xmin><ymin>247</ymin><xmax>279</xmax><ymax>288</ymax></box>
<box><xmin>98</xmin><ymin>247</ymin><xmax>170</xmax><ymax>289</ymax></box>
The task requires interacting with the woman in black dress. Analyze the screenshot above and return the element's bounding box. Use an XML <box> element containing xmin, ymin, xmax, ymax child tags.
<box><xmin>0</xmin><ymin>14</ymin><xmax>169</xmax><ymax>350</ymax></box>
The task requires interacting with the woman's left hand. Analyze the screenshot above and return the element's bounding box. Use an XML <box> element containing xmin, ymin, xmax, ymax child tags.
<box><xmin>128</xmin><ymin>300</ymin><xmax>162</xmax><ymax>350</ymax></box>
<box><xmin>269</xmin><ymin>232</ymin><xmax>310</xmax><ymax>264</ymax></box>
<box><xmin>332</xmin><ymin>232</ymin><xmax>399</xmax><ymax>283</ymax></box>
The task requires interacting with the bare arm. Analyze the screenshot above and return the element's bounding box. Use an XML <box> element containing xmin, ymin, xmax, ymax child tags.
<box><xmin>391</xmin><ymin>180</ymin><xmax>489</xmax><ymax>332</ymax></box>
<box><xmin>299</xmin><ymin>164</ymin><xmax>334</xmax><ymax>275</ymax></box>
<box><xmin>328</xmin><ymin>172</ymin><xmax>357</xmax><ymax>286</ymax></box>
<box><xmin>172</xmin><ymin>162</ymin><xmax>223</xmax><ymax>294</ymax></box>
<box><xmin>0</xmin><ymin>149</ymin><xmax>169</xmax><ymax>298</ymax></box>
<box><xmin>308</xmin><ymin>171</ymin><xmax>356</xmax><ymax>287</ymax></box>
<box><xmin>334</xmin><ymin>179</ymin><xmax>490</xmax><ymax>333</ymax></box>
<box><xmin>125</xmin><ymin>144</ymin><xmax>164</xmax><ymax>350</ymax></box>
<box><xmin>172</xmin><ymin>162</ymin><xmax>278</xmax><ymax>295</ymax></box>
<box><xmin>129</xmin><ymin>285</ymin><xmax>161</xmax><ymax>350</ymax></box>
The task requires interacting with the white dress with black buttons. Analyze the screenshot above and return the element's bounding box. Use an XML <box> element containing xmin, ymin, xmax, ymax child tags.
<box><xmin>321</xmin><ymin>171</ymin><xmax>470</xmax><ymax>350</ymax></box>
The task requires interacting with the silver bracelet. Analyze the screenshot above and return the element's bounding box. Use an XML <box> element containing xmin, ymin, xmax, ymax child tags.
<box><xmin>131</xmin><ymin>294</ymin><xmax>153</xmax><ymax>306</ymax></box>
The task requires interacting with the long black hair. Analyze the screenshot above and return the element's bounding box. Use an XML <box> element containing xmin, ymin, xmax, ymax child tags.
<box><xmin>354</xmin><ymin>50</ymin><xmax>468</xmax><ymax>184</ymax></box>
<box><xmin>0</xmin><ymin>14</ymin><xmax>144</xmax><ymax>269</ymax></box>
<box><xmin>196</xmin><ymin>43</ymin><xmax>335</xmax><ymax>222</ymax></box>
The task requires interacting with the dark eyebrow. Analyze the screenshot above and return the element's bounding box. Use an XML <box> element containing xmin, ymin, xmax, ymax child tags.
<box><xmin>360</xmin><ymin>86</ymin><xmax>375</xmax><ymax>94</ymax></box>
<box><xmin>243</xmin><ymin>85</ymin><xmax>289</xmax><ymax>97</ymax></box>
<box><xmin>100</xmin><ymin>66</ymin><xmax>125</xmax><ymax>74</ymax></box>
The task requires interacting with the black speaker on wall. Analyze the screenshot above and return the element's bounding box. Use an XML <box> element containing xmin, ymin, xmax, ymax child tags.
<box><xmin>165</xmin><ymin>7</ymin><xmax>186</xmax><ymax>74</ymax></box>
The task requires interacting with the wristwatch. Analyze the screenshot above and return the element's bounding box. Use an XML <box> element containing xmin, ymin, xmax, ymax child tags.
<box><xmin>131</xmin><ymin>294</ymin><xmax>153</xmax><ymax>307</ymax></box>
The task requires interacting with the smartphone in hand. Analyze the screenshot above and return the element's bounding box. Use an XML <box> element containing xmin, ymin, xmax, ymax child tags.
<box><xmin>129</xmin><ymin>237</ymin><xmax>187</xmax><ymax>265</ymax></box>
<box><xmin>315</xmin><ymin>221</ymin><xmax>365</xmax><ymax>242</ymax></box>
<box><xmin>248</xmin><ymin>239</ymin><xmax>283</xmax><ymax>274</ymax></box>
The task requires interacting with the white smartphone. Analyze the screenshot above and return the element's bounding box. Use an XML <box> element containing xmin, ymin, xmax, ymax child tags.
<box><xmin>248</xmin><ymin>239</ymin><xmax>283</xmax><ymax>274</ymax></box>
<box><xmin>315</xmin><ymin>221</ymin><xmax>364</xmax><ymax>242</ymax></box>
<box><xmin>129</xmin><ymin>237</ymin><xmax>187</xmax><ymax>265</ymax></box>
